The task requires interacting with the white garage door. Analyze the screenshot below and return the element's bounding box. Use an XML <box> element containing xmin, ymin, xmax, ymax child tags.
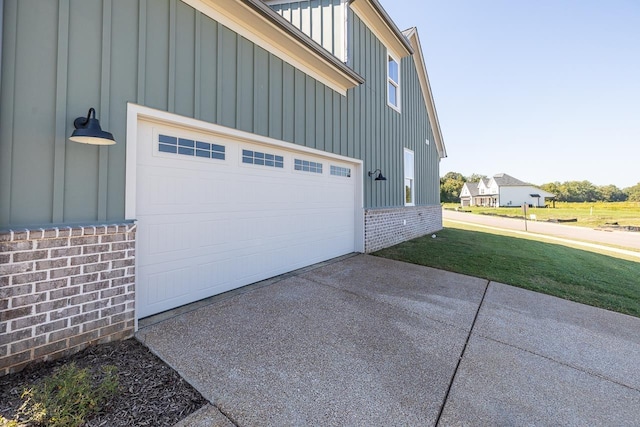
<box><xmin>135</xmin><ymin>120</ymin><xmax>358</xmax><ymax>318</ymax></box>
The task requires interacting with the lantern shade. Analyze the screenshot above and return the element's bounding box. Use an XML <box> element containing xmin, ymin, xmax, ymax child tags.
<box><xmin>70</xmin><ymin>108</ymin><xmax>116</xmax><ymax>145</ymax></box>
<box><xmin>368</xmin><ymin>169</ymin><xmax>387</xmax><ymax>181</ymax></box>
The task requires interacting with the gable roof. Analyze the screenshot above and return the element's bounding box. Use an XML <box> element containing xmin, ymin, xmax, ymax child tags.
<box><xmin>461</xmin><ymin>182</ymin><xmax>480</xmax><ymax>197</ymax></box>
<box><xmin>350</xmin><ymin>0</ymin><xmax>413</xmax><ymax>59</ymax></box>
<box><xmin>186</xmin><ymin>0</ymin><xmax>364</xmax><ymax>95</ymax></box>
<box><xmin>492</xmin><ymin>173</ymin><xmax>529</xmax><ymax>187</ymax></box>
<box><xmin>402</xmin><ymin>27</ymin><xmax>446</xmax><ymax>159</ymax></box>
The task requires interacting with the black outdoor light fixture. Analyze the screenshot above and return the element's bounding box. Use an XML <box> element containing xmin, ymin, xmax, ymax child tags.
<box><xmin>368</xmin><ymin>169</ymin><xmax>387</xmax><ymax>181</ymax></box>
<box><xmin>69</xmin><ymin>108</ymin><xmax>116</xmax><ymax>145</ymax></box>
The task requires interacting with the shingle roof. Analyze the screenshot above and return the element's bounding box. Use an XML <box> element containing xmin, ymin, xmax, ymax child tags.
<box><xmin>461</xmin><ymin>182</ymin><xmax>480</xmax><ymax>197</ymax></box>
<box><xmin>492</xmin><ymin>173</ymin><xmax>529</xmax><ymax>186</ymax></box>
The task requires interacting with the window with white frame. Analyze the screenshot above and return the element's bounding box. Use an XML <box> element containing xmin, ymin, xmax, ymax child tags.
<box><xmin>330</xmin><ymin>165</ymin><xmax>351</xmax><ymax>177</ymax></box>
<box><xmin>294</xmin><ymin>158</ymin><xmax>323</xmax><ymax>174</ymax></box>
<box><xmin>242</xmin><ymin>149</ymin><xmax>284</xmax><ymax>168</ymax></box>
<box><xmin>387</xmin><ymin>54</ymin><xmax>400</xmax><ymax>111</ymax></box>
<box><xmin>404</xmin><ymin>148</ymin><xmax>414</xmax><ymax>205</ymax></box>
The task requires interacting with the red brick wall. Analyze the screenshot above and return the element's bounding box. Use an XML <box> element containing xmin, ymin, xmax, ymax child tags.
<box><xmin>0</xmin><ymin>224</ymin><xmax>136</xmax><ymax>375</ymax></box>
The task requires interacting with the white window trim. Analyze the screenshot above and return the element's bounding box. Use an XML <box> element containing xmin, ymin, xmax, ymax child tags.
<box><xmin>404</xmin><ymin>148</ymin><xmax>414</xmax><ymax>206</ymax></box>
<box><xmin>387</xmin><ymin>51</ymin><xmax>401</xmax><ymax>112</ymax></box>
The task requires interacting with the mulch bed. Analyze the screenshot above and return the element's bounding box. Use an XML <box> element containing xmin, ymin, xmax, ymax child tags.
<box><xmin>0</xmin><ymin>339</ymin><xmax>208</xmax><ymax>426</ymax></box>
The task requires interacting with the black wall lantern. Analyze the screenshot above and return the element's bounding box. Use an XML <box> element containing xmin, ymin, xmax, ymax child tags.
<box><xmin>69</xmin><ymin>108</ymin><xmax>116</xmax><ymax>145</ymax></box>
<box><xmin>368</xmin><ymin>169</ymin><xmax>387</xmax><ymax>181</ymax></box>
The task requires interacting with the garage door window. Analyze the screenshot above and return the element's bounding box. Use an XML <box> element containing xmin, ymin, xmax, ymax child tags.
<box><xmin>159</xmin><ymin>134</ymin><xmax>225</xmax><ymax>160</ymax></box>
<box><xmin>242</xmin><ymin>149</ymin><xmax>284</xmax><ymax>168</ymax></box>
<box><xmin>294</xmin><ymin>159</ymin><xmax>323</xmax><ymax>174</ymax></box>
<box><xmin>330</xmin><ymin>165</ymin><xmax>351</xmax><ymax>177</ymax></box>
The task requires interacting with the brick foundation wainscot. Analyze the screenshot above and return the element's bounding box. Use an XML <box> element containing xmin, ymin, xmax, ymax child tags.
<box><xmin>364</xmin><ymin>205</ymin><xmax>443</xmax><ymax>253</ymax></box>
<box><xmin>0</xmin><ymin>224</ymin><xmax>136</xmax><ymax>375</ymax></box>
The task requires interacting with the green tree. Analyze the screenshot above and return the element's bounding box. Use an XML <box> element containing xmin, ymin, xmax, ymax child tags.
<box><xmin>556</xmin><ymin>180</ymin><xmax>600</xmax><ymax>202</ymax></box>
<box><xmin>598</xmin><ymin>184</ymin><xmax>627</xmax><ymax>202</ymax></box>
<box><xmin>540</xmin><ymin>182</ymin><xmax>568</xmax><ymax>201</ymax></box>
<box><xmin>440</xmin><ymin>172</ymin><xmax>466</xmax><ymax>203</ymax></box>
<box><xmin>626</xmin><ymin>182</ymin><xmax>640</xmax><ymax>202</ymax></box>
<box><xmin>466</xmin><ymin>173</ymin><xmax>487</xmax><ymax>183</ymax></box>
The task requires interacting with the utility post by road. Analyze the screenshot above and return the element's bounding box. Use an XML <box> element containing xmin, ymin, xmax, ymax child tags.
<box><xmin>522</xmin><ymin>203</ymin><xmax>528</xmax><ymax>231</ymax></box>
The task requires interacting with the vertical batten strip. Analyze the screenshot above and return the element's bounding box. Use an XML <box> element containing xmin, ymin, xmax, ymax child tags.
<box><xmin>331</xmin><ymin>0</ymin><xmax>336</xmax><ymax>57</ymax></box>
<box><xmin>52</xmin><ymin>0</ymin><xmax>70</xmax><ymax>223</ymax></box>
<box><xmin>194</xmin><ymin>11</ymin><xmax>201</xmax><ymax>119</ymax></box>
<box><xmin>0</xmin><ymin>0</ymin><xmax>17</xmax><ymax>225</ymax></box>
<box><xmin>137</xmin><ymin>0</ymin><xmax>147</xmax><ymax>104</ymax></box>
<box><xmin>97</xmin><ymin>0</ymin><xmax>112</xmax><ymax>222</ymax></box>
<box><xmin>0</xmin><ymin>0</ymin><xmax>3</xmax><ymax>78</ymax></box>
<box><xmin>168</xmin><ymin>0</ymin><xmax>176</xmax><ymax>112</ymax></box>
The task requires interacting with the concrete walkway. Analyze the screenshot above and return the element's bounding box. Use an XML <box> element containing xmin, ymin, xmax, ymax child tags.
<box><xmin>136</xmin><ymin>255</ymin><xmax>640</xmax><ymax>426</ymax></box>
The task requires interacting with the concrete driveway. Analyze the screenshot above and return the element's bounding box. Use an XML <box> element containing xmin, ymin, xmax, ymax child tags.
<box><xmin>136</xmin><ymin>255</ymin><xmax>640</xmax><ymax>426</ymax></box>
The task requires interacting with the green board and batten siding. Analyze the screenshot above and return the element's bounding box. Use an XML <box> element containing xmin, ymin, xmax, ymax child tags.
<box><xmin>0</xmin><ymin>0</ymin><xmax>440</xmax><ymax>229</ymax></box>
<box><xmin>269</xmin><ymin>0</ymin><xmax>347</xmax><ymax>61</ymax></box>
<box><xmin>349</xmin><ymin>11</ymin><xmax>439</xmax><ymax>210</ymax></box>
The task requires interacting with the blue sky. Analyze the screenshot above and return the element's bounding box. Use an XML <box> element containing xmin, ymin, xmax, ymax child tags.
<box><xmin>379</xmin><ymin>0</ymin><xmax>640</xmax><ymax>188</ymax></box>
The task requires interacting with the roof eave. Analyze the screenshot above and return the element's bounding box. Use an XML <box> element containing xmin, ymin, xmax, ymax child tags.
<box><xmin>185</xmin><ymin>0</ymin><xmax>364</xmax><ymax>96</ymax></box>
<box><xmin>349</xmin><ymin>0</ymin><xmax>413</xmax><ymax>59</ymax></box>
<box><xmin>402</xmin><ymin>27</ymin><xmax>447</xmax><ymax>159</ymax></box>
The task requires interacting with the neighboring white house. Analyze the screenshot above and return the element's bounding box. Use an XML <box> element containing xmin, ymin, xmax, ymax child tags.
<box><xmin>460</xmin><ymin>173</ymin><xmax>555</xmax><ymax>207</ymax></box>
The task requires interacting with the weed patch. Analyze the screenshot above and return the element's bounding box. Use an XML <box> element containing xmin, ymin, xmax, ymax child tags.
<box><xmin>11</xmin><ymin>363</ymin><xmax>118</xmax><ymax>427</ymax></box>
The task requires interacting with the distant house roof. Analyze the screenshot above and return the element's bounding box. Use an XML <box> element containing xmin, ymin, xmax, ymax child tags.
<box><xmin>461</xmin><ymin>182</ymin><xmax>480</xmax><ymax>197</ymax></box>
<box><xmin>491</xmin><ymin>173</ymin><xmax>556</xmax><ymax>197</ymax></box>
<box><xmin>492</xmin><ymin>173</ymin><xmax>529</xmax><ymax>187</ymax></box>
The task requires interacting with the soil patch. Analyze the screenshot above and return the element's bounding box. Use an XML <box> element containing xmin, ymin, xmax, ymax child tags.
<box><xmin>0</xmin><ymin>339</ymin><xmax>208</xmax><ymax>426</ymax></box>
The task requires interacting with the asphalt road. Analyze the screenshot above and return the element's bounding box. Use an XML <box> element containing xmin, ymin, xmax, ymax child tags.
<box><xmin>443</xmin><ymin>209</ymin><xmax>640</xmax><ymax>251</ymax></box>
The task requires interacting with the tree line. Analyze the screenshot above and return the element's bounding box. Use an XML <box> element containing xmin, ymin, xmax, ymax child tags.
<box><xmin>440</xmin><ymin>172</ymin><xmax>640</xmax><ymax>203</ymax></box>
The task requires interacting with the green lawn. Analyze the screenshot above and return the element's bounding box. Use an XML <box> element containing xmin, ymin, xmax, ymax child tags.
<box><xmin>373</xmin><ymin>226</ymin><xmax>640</xmax><ymax>318</ymax></box>
<box><xmin>442</xmin><ymin>201</ymin><xmax>640</xmax><ymax>228</ymax></box>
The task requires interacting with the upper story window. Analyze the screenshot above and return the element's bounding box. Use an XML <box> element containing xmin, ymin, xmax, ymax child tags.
<box><xmin>387</xmin><ymin>54</ymin><xmax>400</xmax><ymax>111</ymax></box>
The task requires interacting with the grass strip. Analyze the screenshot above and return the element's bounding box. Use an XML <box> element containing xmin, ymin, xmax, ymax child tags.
<box><xmin>373</xmin><ymin>226</ymin><xmax>640</xmax><ymax>318</ymax></box>
<box><xmin>445</xmin><ymin>219</ymin><xmax>640</xmax><ymax>260</ymax></box>
<box><xmin>442</xmin><ymin>201</ymin><xmax>640</xmax><ymax>228</ymax></box>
